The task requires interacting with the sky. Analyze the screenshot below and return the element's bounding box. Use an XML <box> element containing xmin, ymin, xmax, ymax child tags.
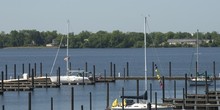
<box><xmin>0</xmin><ymin>0</ymin><xmax>219</xmax><ymax>34</ymax></box>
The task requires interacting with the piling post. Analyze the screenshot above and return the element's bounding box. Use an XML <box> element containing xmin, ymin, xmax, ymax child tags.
<box><xmin>31</xmin><ymin>69</ymin><xmax>34</xmax><ymax>90</ymax></box>
<box><xmin>83</xmin><ymin>72</ymin><xmax>85</xmax><ymax>85</ymax></box>
<box><xmin>5</xmin><ymin>65</ymin><xmax>7</xmax><ymax>80</ymax></box>
<box><xmin>174</xmin><ymin>80</ymin><xmax>176</xmax><ymax>98</ymax></box>
<box><xmin>18</xmin><ymin>75</ymin><xmax>20</xmax><ymax>92</ymax></box>
<box><xmin>58</xmin><ymin>67</ymin><xmax>60</xmax><ymax>86</ymax></box>
<box><xmin>1</xmin><ymin>71</ymin><xmax>4</xmax><ymax>93</ymax></box>
<box><xmin>14</xmin><ymin>64</ymin><xmax>16</xmax><ymax>79</ymax></box>
<box><xmin>155</xmin><ymin>92</ymin><xmax>157</xmax><ymax>110</ymax></box>
<box><xmin>162</xmin><ymin>76</ymin><xmax>165</xmax><ymax>102</ymax></box>
<box><xmin>29</xmin><ymin>63</ymin><xmax>31</xmax><ymax>78</ymax></box>
<box><xmin>150</xmin><ymin>83</ymin><xmax>152</xmax><ymax>102</ymax></box>
<box><xmin>183</xmin><ymin>88</ymin><xmax>185</xmax><ymax>109</ymax></box>
<box><xmin>2</xmin><ymin>105</ymin><xmax>4</xmax><ymax>110</ymax></box>
<box><xmin>28</xmin><ymin>92</ymin><xmax>31</xmax><ymax>110</ymax></box>
<box><xmin>93</xmin><ymin>65</ymin><xmax>96</xmax><ymax>83</ymax></box>
<box><xmin>51</xmin><ymin>97</ymin><xmax>53</xmax><ymax>110</ymax></box>
<box><xmin>90</xmin><ymin>92</ymin><xmax>92</xmax><ymax>110</ymax></box>
<box><xmin>110</xmin><ymin>62</ymin><xmax>112</xmax><ymax>76</ymax></box>
<box><xmin>40</xmin><ymin>62</ymin><xmax>42</xmax><ymax>77</ymax></box>
<box><xmin>85</xmin><ymin>62</ymin><xmax>88</xmax><ymax>72</ymax></box>
<box><xmin>147</xmin><ymin>103</ymin><xmax>151</xmax><ymax>110</ymax></box>
<box><xmin>126</xmin><ymin>62</ymin><xmax>129</xmax><ymax>77</ymax></box>
<box><xmin>152</xmin><ymin>62</ymin><xmax>154</xmax><ymax>76</ymax></box>
<box><xmin>123</xmin><ymin>68</ymin><xmax>125</xmax><ymax>81</ymax></box>
<box><xmin>22</xmin><ymin>63</ymin><xmax>24</xmax><ymax>74</ymax></box>
<box><xmin>113</xmin><ymin>64</ymin><xmax>116</xmax><ymax>81</ymax></box>
<box><xmin>81</xmin><ymin>105</ymin><xmax>83</xmax><ymax>110</ymax></box>
<box><xmin>71</xmin><ymin>87</ymin><xmax>74</xmax><ymax>110</ymax></box>
<box><xmin>136</xmin><ymin>80</ymin><xmax>139</xmax><ymax>103</ymax></box>
<box><xmin>213</xmin><ymin>61</ymin><xmax>216</xmax><ymax>91</ymax></box>
<box><xmin>122</xmin><ymin>87</ymin><xmax>124</xmax><ymax>110</ymax></box>
<box><xmin>185</xmin><ymin>74</ymin><xmax>187</xmax><ymax>97</ymax></box>
<box><xmin>169</xmin><ymin>62</ymin><xmax>171</xmax><ymax>77</ymax></box>
<box><xmin>46</xmin><ymin>74</ymin><xmax>48</xmax><ymax>88</ymax></box>
<box><xmin>106</xmin><ymin>83</ymin><xmax>109</xmax><ymax>109</ymax></box>
<box><xmin>205</xmin><ymin>71</ymin><xmax>209</xmax><ymax>103</ymax></box>
<box><xmin>34</xmin><ymin>63</ymin><xmax>36</xmax><ymax>77</ymax></box>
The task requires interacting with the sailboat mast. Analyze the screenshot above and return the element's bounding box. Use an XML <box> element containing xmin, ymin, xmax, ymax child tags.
<box><xmin>144</xmin><ymin>17</ymin><xmax>147</xmax><ymax>93</ymax></box>
<box><xmin>196</xmin><ymin>29</ymin><xmax>199</xmax><ymax>73</ymax></box>
<box><xmin>67</xmin><ymin>20</ymin><xmax>70</xmax><ymax>72</ymax></box>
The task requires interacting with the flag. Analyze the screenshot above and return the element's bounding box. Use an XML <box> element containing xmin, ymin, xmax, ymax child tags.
<box><xmin>64</xmin><ymin>56</ymin><xmax>69</xmax><ymax>61</ymax></box>
<box><xmin>155</xmin><ymin>64</ymin><xmax>163</xmax><ymax>89</ymax></box>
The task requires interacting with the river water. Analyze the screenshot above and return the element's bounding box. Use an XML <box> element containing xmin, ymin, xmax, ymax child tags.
<box><xmin>0</xmin><ymin>47</ymin><xmax>220</xmax><ymax>110</ymax></box>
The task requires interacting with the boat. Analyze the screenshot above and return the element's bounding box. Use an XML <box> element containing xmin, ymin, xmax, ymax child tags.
<box><xmin>49</xmin><ymin>20</ymin><xmax>90</xmax><ymax>83</ymax></box>
<box><xmin>188</xmin><ymin>29</ymin><xmax>213</xmax><ymax>86</ymax></box>
<box><xmin>111</xmin><ymin>17</ymin><xmax>173</xmax><ymax>110</ymax></box>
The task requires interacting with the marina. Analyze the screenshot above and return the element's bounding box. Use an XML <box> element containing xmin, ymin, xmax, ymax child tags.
<box><xmin>0</xmin><ymin>48</ymin><xmax>220</xmax><ymax>110</ymax></box>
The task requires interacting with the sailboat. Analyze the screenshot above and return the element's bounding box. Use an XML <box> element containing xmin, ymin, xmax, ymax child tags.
<box><xmin>111</xmin><ymin>17</ymin><xmax>173</xmax><ymax>110</ymax></box>
<box><xmin>50</xmin><ymin>20</ymin><xmax>90</xmax><ymax>83</ymax></box>
<box><xmin>188</xmin><ymin>29</ymin><xmax>213</xmax><ymax>86</ymax></box>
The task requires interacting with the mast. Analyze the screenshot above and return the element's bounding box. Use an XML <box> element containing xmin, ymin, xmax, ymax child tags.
<box><xmin>144</xmin><ymin>17</ymin><xmax>147</xmax><ymax>95</ymax></box>
<box><xmin>196</xmin><ymin>29</ymin><xmax>199</xmax><ymax>73</ymax></box>
<box><xmin>67</xmin><ymin>20</ymin><xmax>70</xmax><ymax>73</ymax></box>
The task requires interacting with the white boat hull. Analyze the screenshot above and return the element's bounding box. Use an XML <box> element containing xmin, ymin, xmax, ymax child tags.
<box><xmin>188</xmin><ymin>78</ymin><xmax>213</xmax><ymax>86</ymax></box>
<box><xmin>111</xmin><ymin>103</ymin><xmax>173</xmax><ymax>110</ymax></box>
<box><xmin>50</xmin><ymin>75</ymin><xmax>90</xmax><ymax>83</ymax></box>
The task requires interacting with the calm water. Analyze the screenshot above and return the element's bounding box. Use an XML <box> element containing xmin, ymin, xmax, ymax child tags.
<box><xmin>0</xmin><ymin>47</ymin><xmax>220</xmax><ymax>110</ymax></box>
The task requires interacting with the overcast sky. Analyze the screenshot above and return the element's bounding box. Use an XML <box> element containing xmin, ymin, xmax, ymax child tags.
<box><xmin>0</xmin><ymin>0</ymin><xmax>219</xmax><ymax>34</ymax></box>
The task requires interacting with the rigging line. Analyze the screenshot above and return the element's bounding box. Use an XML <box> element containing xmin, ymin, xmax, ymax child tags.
<box><xmin>146</xmin><ymin>17</ymin><xmax>172</xmax><ymax>98</ymax></box>
<box><xmin>50</xmin><ymin>36</ymin><xmax>64</xmax><ymax>75</ymax></box>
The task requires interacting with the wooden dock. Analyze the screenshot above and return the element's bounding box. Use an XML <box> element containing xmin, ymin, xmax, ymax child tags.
<box><xmin>163</xmin><ymin>91</ymin><xmax>220</xmax><ymax>110</ymax></box>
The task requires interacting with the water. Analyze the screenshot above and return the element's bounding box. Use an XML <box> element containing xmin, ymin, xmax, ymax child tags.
<box><xmin>0</xmin><ymin>47</ymin><xmax>220</xmax><ymax>110</ymax></box>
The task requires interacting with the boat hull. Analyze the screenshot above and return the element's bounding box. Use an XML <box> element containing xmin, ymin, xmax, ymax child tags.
<box><xmin>111</xmin><ymin>103</ymin><xmax>173</xmax><ymax>110</ymax></box>
<box><xmin>50</xmin><ymin>75</ymin><xmax>90</xmax><ymax>83</ymax></box>
<box><xmin>188</xmin><ymin>79</ymin><xmax>213</xmax><ymax>86</ymax></box>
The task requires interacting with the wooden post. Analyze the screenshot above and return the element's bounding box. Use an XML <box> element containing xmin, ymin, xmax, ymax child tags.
<box><xmin>58</xmin><ymin>67</ymin><xmax>60</xmax><ymax>86</ymax></box>
<box><xmin>162</xmin><ymin>76</ymin><xmax>165</xmax><ymax>102</ymax></box>
<box><xmin>155</xmin><ymin>92</ymin><xmax>157</xmax><ymax>110</ymax></box>
<box><xmin>29</xmin><ymin>63</ymin><xmax>31</xmax><ymax>78</ymax></box>
<box><xmin>40</xmin><ymin>62</ymin><xmax>42</xmax><ymax>77</ymax></box>
<box><xmin>90</xmin><ymin>92</ymin><xmax>92</xmax><ymax>110</ymax></box>
<box><xmin>14</xmin><ymin>64</ymin><xmax>16</xmax><ymax>79</ymax></box>
<box><xmin>174</xmin><ymin>80</ymin><xmax>176</xmax><ymax>98</ymax></box>
<box><xmin>18</xmin><ymin>76</ymin><xmax>20</xmax><ymax>92</ymax></box>
<box><xmin>5</xmin><ymin>65</ymin><xmax>7</xmax><ymax>80</ymax></box>
<box><xmin>183</xmin><ymin>88</ymin><xmax>185</xmax><ymax>109</ymax></box>
<box><xmin>93</xmin><ymin>65</ymin><xmax>96</xmax><ymax>83</ymax></box>
<box><xmin>136</xmin><ymin>80</ymin><xmax>139</xmax><ymax>103</ymax></box>
<box><xmin>126</xmin><ymin>62</ymin><xmax>129</xmax><ymax>77</ymax></box>
<box><xmin>150</xmin><ymin>83</ymin><xmax>152</xmax><ymax>102</ymax></box>
<box><xmin>81</xmin><ymin>105</ymin><xmax>83</xmax><ymax>110</ymax></box>
<box><xmin>2</xmin><ymin>105</ymin><xmax>4</xmax><ymax>110</ymax></box>
<box><xmin>185</xmin><ymin>74</ymin><xmax>187</xmax><ymax>97</ymax></box>
<box><xmin>85</xmin><ymin>62</ymin><xmax>88</xmax><ymax>72</ymax></box>
<box><xmin>28</xmin><ymin>92</ymin><xmax>31</xmax><ymax>110</ymax></box>
<box><xmin>109</xmin><ymin>62</ymin><xmax>112</xmax><ymax>77</ymax></box>
<box><xmin>1</xmin><ymin>71</ymin><xmax>4</xmax><ymax>93</ymax></box>
<box><xmin>113</xmin><ymin>64</ymin><xmax>116</xmax><ymax>81</ymax></box>
<box><xmin>83</xmin><ymin>72</ymin><xmax>85</xmax><ymax>85</ymax></box>
<box><xmin>51</xmin><ymin>97</ymin><xmax>53</xmax><ymax>110</ymax></box>
<box><xmin>31</xmin><ymin>69</ymin><xmax>34</xmax><ymax>90</ymax></box>
<box><xmin>34</xmin><ymin>63</ymin><xmax>36</xmax><ymax>77</ymax></box>
<box><xmin>22</xmin><ymin>63</ymin><xmax>24</xmax><ymax>74</ymax></box>
<box><xmin>169</xmin><ymin>62</ymin><xmax>171</xmax><ymax>77</ymax></box>
<box><xmin>69</xmin><ymin>62</ymin><xmax>71</xmax><ymax>70</ymax></box>
<box><xmin>106</xmin><ymin>83</ymin><xmax>109</xmax><ymax>109</ymax></box>
<box><xmin>122</xmin><ymin>87</ymin><xmax>124</xmax><ymax>110</ymax></box>
<box><xmin>147</xmin><ymin>103</ymin><xmax>151</xmax><ymax>110</ymax></box>
<box><xmin>213</xmin><ymin>61</ymin><xmax>216</xmax><ymax>91</ymax></box>
<box><xmin>71</xmin><ymin>87</ymin><xmax>74</xmax><ymax>110</ymax></box>
<box><xmin>46</xmin><ymin>74</ymin><xmax>48</xmax><ymax>88</ymax></box>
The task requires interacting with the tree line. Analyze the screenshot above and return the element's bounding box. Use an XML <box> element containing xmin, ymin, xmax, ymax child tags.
<box><xmin>0</xmin><ymin>30</ymin><xmax>220</xmax><ymax>48</ymax></box>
